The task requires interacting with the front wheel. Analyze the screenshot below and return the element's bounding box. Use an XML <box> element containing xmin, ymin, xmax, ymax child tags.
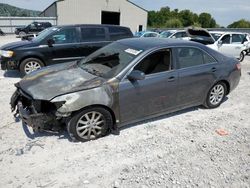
<box><xmin>19</xmin><ymin>58</ymin><xmax>44</xmax><ymax>76</ymax></box>
<box><xmin>204</xmin><ymin>82</ymin><xmax>227</xmax><ymax>109</ymax></box>
<box><xmin>18</xmin><ymin>31</ymin><xmax>26</xmax><ymax>37</ymax></box>
<box><xmin>238</xmin><ymin>52</ymin><xmax>245</xmax><ymax>62</ymax></box>
<box><xmin>67</xmin><ymin>107</ymin><xmax>113</xmax><ymax>142</ymax></box>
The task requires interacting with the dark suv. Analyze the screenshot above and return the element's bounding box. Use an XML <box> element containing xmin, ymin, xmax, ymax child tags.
<box><xmin>0</xmin><ymin>24</ymin><xmax>133</xmax><ymax>76</ymax></box>
<box><xmin>15</xmin><ymin>22</ymin><xmax>52</xmax><ymax>37</ymax></box>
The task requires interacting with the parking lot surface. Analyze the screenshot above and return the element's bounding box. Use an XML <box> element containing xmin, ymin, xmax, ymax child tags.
<box><xmin>0</xmin><ymin>35</ymin><xmax>249</xmax><ymax>188</ymax></box>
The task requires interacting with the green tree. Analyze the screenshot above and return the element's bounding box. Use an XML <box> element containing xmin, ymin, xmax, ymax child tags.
<box><xmin>165</xmin><ymin>18</ymin><xmax>183</xmax><ymax>28</ymax></box>
<box><xmin>199</xmin><ymin>13</ymin><xmax>211</xmax><ymax>28</ymax></box>
<box><xmin>228</xmin><ymin>19</ymin><xmax>250</xmax><ymax>28</ymax></box>
<box><xmin>179</xmin><ymin>10</ymin><xmax>195</xmax><ymax>27</ymax></box>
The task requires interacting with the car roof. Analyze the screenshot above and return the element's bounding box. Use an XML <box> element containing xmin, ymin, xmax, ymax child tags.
<box><xmin>117</xmin><ymin>37</ymin><xmax>202</xmax><ymax>50</ymax></box>
<box><xmin>143</xmin><ymin>31</ymin><xmax>159</xmax><ymax>34</ymax></box>
<box><xmin>55</xmin><ymin>24</ymin><xmax>130</xmax><ymax>29</ymax></box>
<box><xmin>210</xmin><ymin>31</ymin><xmax>247</xmax><ymax>35</ymax></box>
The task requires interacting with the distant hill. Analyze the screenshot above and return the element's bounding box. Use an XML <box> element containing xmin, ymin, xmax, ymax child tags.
<box><xmin>0</xmin><ymin>3</ymin><xmax>41</xmax><ymax>17</ymax></box>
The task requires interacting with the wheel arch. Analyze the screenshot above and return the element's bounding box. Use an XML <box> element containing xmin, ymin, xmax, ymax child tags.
<box><xmin>217</xmin><ymin>80</ymin><xmax>230</xmax><ymax>95</ymax></box>
<box><xmin>71</xmin><ymin>104</ymin><xmax>117</xmax><ymax>130</ymax></box>
<box><xmin>19</xmin><ymin>55</ymin><xmax>46</xmax><ymax>69</ymax></box>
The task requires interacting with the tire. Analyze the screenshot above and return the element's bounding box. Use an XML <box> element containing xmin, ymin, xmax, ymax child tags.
<box><xmin>204</xmin><ymin>82</ymin><xmax>227</xmax><ymax>109</ymax></box>
<box><xmin>67</xmin><ymin>107</ymin><xmax>113</xmax><ymax>142</ymax></box>
<box><xmin>19</xmin><ymin>58</ymin><xmax>44</xmax><ymax>77</ymax></box>
<box><xmin>238</xmin><ymin>52</ymin><xmax>245</xmax><ymax>62</ymax></box>
<box><xmin>19</xmin><ymin>31</ymin><xmax>26</xmax><ymax>37</ymax></box>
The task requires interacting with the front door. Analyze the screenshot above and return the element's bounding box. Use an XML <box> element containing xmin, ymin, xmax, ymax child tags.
<box><xmin>119</xmin><ymin>49</ymin><xmax>178</xmax><ymax>124</ymax></box>
<box><xmin>47</xmin><ymin>27</ymin><xmax>81</xmax><ymax>64</ymax></box>
<box><xmin>217</xmin><ymin>34</ymin><xmax>242</xmax><ymax>57</ymax></box>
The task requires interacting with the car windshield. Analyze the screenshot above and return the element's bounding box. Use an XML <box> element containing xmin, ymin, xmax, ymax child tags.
<box><xmin>32</xmin><ymin>27</ymin><xmax>59</xmax><ymax>42</ymax></box>
<box><xmin>160</xmin><ymin>31</ymin><xmax>174</xmax><ymax>38</ymax></box>
<box><xmin>210</xmin><ymin>33</ymin><xmax>222</xmax><ymax>41</ymax></box>
<box><xmin>79</xmin><ymin>42</ymin><xmax>143</xmax><ymax>78</ymax></box>
<box><xmin>134</xmin><ymin>31</ymin><xmax>144</xmax><ymax>37</ymax></box>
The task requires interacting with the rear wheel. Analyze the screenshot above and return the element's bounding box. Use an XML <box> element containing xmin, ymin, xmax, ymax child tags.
<box><xmin>238</xmin><ymin>52</ymin><xmax>245</xmax><ymax>62</ymax></box>
<box><xmin>19</xmin><ymin>58</ymin><xmax>44</xmax><ymax>76</ymax></box>
<box><xmin>67</xmin><ymin>107</ymin><xmax>112</xmax><ymax>142</ymax></box>
<box><xmin>204</xmin><ymin>82</ymin><xmax>227</xmax><ymax>109</ymax></box>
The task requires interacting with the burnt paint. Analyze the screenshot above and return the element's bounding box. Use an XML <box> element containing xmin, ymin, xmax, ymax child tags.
<box><xmin>18</xmin><ymin>61</ymin><xmax>105</xmax><ymax>100</ymax></box>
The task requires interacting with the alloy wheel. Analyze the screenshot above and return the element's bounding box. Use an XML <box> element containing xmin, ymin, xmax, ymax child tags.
<box><xmin>76</xmin><ymin>111</ymin><xmax>105</xmax><ymax>140</ymax></box>
<box><xmin>24</xmin><ymin>61</ymin><xmax>42</xmax><ymax>74</ymax></box>
<box><xmin>209</xmin><ymin>84</ymin><xmax>225</xmax><ymax>106</ymax></box>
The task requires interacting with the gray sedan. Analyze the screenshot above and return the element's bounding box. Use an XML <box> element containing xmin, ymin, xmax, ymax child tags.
<box><xmin>11</xmin><ymin>38</ymin><xmax>241</xmax><ymax>142</ymax></box>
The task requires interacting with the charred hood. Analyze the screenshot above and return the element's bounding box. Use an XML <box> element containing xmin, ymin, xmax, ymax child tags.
<box><xmin>17</xmin><ymin>62</ymin><xmax>105</xmax><ymax>100</ymax></box>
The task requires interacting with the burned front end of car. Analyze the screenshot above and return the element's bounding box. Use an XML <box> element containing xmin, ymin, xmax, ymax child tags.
<box><xmin>10</xmin><ymin>85</ymin><xmax>65</xmax><ymax>132</ymax></box>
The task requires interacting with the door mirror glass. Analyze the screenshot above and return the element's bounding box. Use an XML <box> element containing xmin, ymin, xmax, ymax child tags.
<box><xmin>47</xmin><ymin>38</ymin><xmax>55</xmax><ymax>47</ymax></box>
<box><xmin>127</xmin><ymin>70</ymin><xmax>145</xmax><ymax>81</ymax></box>
<box><xmin>218</xmin><ymin>40</ymin><xmax>223</xmax><ymax>46</ymax></box>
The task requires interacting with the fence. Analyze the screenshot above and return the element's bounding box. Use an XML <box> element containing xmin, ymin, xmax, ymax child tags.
<box><xmin>150</xmin><ymin>28</ymin><xmax>250</xmax><ymax>34</ymax></box>
<box><xmin>0</xmin><ymin>17</ymin><xmax>57</xmax><ymax>34</ymax></box>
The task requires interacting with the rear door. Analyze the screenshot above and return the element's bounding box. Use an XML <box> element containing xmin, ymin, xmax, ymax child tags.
<box><xmin>108</xmin><ymin>27</ymin><xmax>132</xmax><ymax>41</ymax></box>
<box><xmin>174</xmin><ymin>47</ymin><xmax>218</xmax><ymax>107</ymax></box>
<box><xmin>77</xmin><ymin>26</ymin><xmax>110</xmax><ymax>58</ymax></box>
<box><xmin>230</xmin><ymin>34</ymin><xmax>247</xmax><ymax>55</ymax></box>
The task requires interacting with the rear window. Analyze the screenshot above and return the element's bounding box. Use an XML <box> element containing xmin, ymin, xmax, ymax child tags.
<box><xmin>81</xmin><ymin>27</ymin><xmax>106</xmax><ymax>42</ymax></box>
<box><xmin>176</xmin><ymin>47</ymin><xmax>216</xmax><ymax>69</ymax></box>
<box><xmin>109</xmin><ymin>27</ymin><xmax>131</xmax><ymax>41</ymax></box>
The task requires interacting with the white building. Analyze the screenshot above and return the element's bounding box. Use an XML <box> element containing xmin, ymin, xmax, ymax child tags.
<box><xmin>40</xmin><ymin>0</ymin><xmax>148</xmax><ymax>33</ymax></box>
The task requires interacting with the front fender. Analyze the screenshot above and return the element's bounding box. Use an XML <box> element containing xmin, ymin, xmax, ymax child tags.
<box><xmin>51</xmin><ymin>86</ymin><xmax>113</xmax><ymax>115</ymax></box>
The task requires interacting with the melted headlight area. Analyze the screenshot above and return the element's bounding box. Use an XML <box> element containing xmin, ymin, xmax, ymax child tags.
<box><xmin>11</xmin><ymin>90</ymin><xmax>65</xmax><ymax>132</ymax></box>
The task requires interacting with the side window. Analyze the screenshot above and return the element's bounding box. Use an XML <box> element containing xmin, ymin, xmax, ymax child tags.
<box><xmin>51</xmin><ymin>28</ymin><xmax>77</xmax><ymax>44</ymax></box>
<box><xmin>29</xmin><ymin>23</ymin><xmax>37</xmax><ymax>29</ymax></box>
<box><xmin>109</xmin><ymin>27</ymin><xmax>130</xmax><ymax>41</ymax></box>
<box><xmin>221</xmin><ymin>34</ymin><xmax>230</xmax><ymax>44</ymax></box>
<box><xmin>134</xmin><ymin>50</ymin><xmax>171</xmax><ymax>75</ymax></box>
<box><xmin>81</xmin><ymin>27</ymin><xmax>106</xmax><ymax>42</ymax></box>
<box><xmin>232</xmin><ymin>34</ymin><xmax>244</xmax><ymax>43</ymax></box>
<box><xmin>176</xmin><ymin>47</ymin><xmax>213</xmax><ymax>69</ymax></box>
<box><xmin>203</xmin><ymin>52</ymin><xmax>216</xmax><ymax>64</ymax></box>
<box><xmin>182</xmin><ymin>32</ymin><xmax>188</xmax><ymax>37</ymax></box>
<box><xmin>143</xmin><ymin>33</ymin><xmax>151</xmax><ymax>37</ymax></box>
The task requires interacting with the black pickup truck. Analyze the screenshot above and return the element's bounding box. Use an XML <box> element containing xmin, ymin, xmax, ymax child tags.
<box><xmin>15</xmin><ymin>22</ymin><xmax>52</xmax><ymax>37</ymax></box>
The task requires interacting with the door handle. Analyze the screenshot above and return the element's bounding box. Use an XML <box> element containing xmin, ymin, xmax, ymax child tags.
<box><xmin>211</xmin><ymin>67</ymin><xmax>217</xmax><ymax>72</ymax></box>
<box><xmin>168</xmin><ymin>76</ymin><xmax>175</xmax><ymax>82</ymax></box>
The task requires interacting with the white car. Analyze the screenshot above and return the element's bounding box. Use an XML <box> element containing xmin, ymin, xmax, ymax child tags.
<box><xmin>187</xmin><ymin>28</ymin><xmax>250</xmax><ymax>62</ymax></box>
<box><xmin>160</xmin><ymin>30</ymin><xmax>190</xmax><ymax>40</ymax></box>
<box><xmin>135</xmin><ymin>31</ymin><xmax>160</xmax><ymax>38</ymax></box>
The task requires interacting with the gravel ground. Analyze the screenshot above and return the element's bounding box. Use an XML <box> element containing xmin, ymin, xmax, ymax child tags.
<box><xmin>0</xmin><ymin>35</ymin><xmax>249</xmax><ymax>188</ymax></box>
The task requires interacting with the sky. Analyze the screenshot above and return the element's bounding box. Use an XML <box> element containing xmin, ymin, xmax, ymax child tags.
<box><xmin>1</xmin><ymin>0</ymin><xmax>250</xmax><ymax>27</ymax></box>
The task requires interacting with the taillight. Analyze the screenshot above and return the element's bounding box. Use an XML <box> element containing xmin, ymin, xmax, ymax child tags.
<box><xmin>236</xmin><ymin>63</ymin><xmax>241</xmax><ymax>70</ymax></box>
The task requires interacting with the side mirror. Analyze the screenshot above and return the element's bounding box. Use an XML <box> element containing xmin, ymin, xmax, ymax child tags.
<box><xmin>47</xmin><ymin>39</ymin><xmax>55</xmax><ymax>47</ymax></box>
<box><xmin>243</xmin><ymin>41</ymin><xmax>249</xmax><ymax>45</ymax></box>
<box><xmin>218</xmin><ymin>40</ymin><xmax>223</xmax><ymax>46</ymax></box>
<box><xmin>127</xmin><ymin>70</ymin><xmax>145</xmax><ymax>81</ymax></box>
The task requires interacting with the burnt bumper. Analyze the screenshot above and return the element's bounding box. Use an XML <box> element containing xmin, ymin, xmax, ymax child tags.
<box><xmin>10</xmin><ymin>90</ymin><xmax>60</xmax><ymax>132</ymax></box>
<box><xmin>17</xmin><ymin>101</ymin><xmax>56</xmax><ymax>132</ymax></box>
